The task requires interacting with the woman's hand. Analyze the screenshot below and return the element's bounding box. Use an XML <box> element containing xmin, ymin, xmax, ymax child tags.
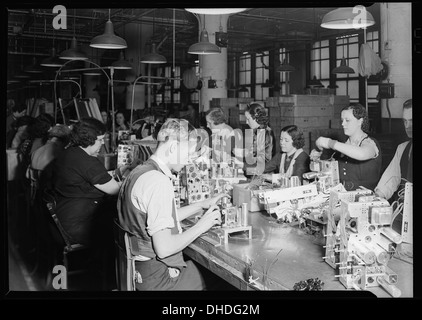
<box><xmin>315</xmin><ymin>137</ymin><xmax>337</xmax><ymax>150</ymax></box>
<box><xmin>198</xmin><ymin>193</ymin><xmax>231</xmax><ymax>210</ymax></box>
<box><xmin>310</xmin><ymin>149</ymin><xmax>322</xmax><ymax>161</ymax></box>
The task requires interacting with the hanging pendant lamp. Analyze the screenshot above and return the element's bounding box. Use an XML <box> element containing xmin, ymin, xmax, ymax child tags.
<box><xmin>185</xmin><ymin>8</ymin><xmax>247</xmax><ymax>15</ymax></box>
<box><xmin>188</xmin><ymin>29</ymin><xmax>221</xmax><ymax>55</ymax></box>
<box><xmin>332</xmin><ymin>57</ymin><xmax>355</xmax><ymax>74</ymax></box>
<box><xmin>24</xmin><ymin>56</ymin><xmax>43</xmax><ymax>73</ymax></box>
<box><xmin>321</xmin><ymin>6</ymin><xmax>375</xmax><ymax>29</ymax></box>
<box><xmin>308</xmin><ymin>76</ymin><xmax>324</xmax><ymax>88</ymax></box>
<box><xmin>112</xmin><ymin>51</ymin><xmax>133</xmax><ymax>69</ymax></box>
<box><xmin>277</xmin><ymin>59</ymin><xmax>296</xmax><ymax>72</ymax></box>
<box><xmin>60</xmin><ymin>37</ymin><xmax>88</xmax><ymax>60</ymax></box>
<box><xmin>90</xmin><ymin>10</ymin><xmax>127</xmax><ymax>49</ymax></box>
<box><xmin>41</xmin><ymin>48</ymin><xmax>64</xmax><ymax>67</ymax></box>
<box><xmin>140</xmin><ymin>43</ymin><xmax>167</xmax><ymax>64</ymax></box>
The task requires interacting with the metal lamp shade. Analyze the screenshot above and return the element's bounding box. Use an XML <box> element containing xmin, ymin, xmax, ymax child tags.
<box><xmin>332</xmin><ymin>57</ymin><xmax>355</xmax><ymax>74</ymax></box>
<box><xmin>188</xmin><ymin>29</ymin><xmax>221</xmax><ymax>55</ymax></box>
<box><xmin>60</xmin><ymin>37</ymin><xmax>88</xmax><ymax>60</ymax></box>
<box><xmin>277</xmin><ymin>59</ymin><xmax>296</xmax><ymax>72</ymax></box>
<box><xmin>24</xmin><ymin>57</ymin><xmax>43</xmax><ymax>73</ymax></box>
<box><xmin>321</xmin><ymin>7</ymin><xmax>375</xmax><ymax>29</ymax></box>
<box><xmin>112</xmin><ymin>51</ymin><xmax>132</xmax><ymax>69</ymax></box>
<box><xmin>140</xmin><ymin>43</ymin><xmax>167</xmax><ymax>64</ymax></box>
<box><xmin>185</xmin><ymin>8</ymin><xmax>247</xmax><ymax>15</ymax></box>
<box><xmin>40</xmin><ymin>48</ymin><xmax>64</xmax><ymax>67</ymax></box>
<box><xmin>90</xmin><ymin>20</ymin><xmax>127</xmax><ymax>49</ymax></box>
<box><xmin>308</xmin><ymin>76</ymin><xmax>324</xmax><ymax>88</ymax></box>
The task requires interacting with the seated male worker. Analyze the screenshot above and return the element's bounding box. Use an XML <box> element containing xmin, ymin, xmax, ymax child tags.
<box><xmin>117</xmin><ymin>118</ymin><xmax>230</xmax><ymax>290</ymax></box>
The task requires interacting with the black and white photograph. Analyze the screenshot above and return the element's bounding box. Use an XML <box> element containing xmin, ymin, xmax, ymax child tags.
<box><xmin>4</xmin><ymin>3</ymin><xmax>417</xmax><ymax>305</ymax></box>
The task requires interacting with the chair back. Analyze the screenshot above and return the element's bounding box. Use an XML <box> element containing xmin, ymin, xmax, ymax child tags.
<box><xmin>42</xmin><ymin>189</ymin><xmax>75</xmax><ymax>251</ymax></box>
<box><xmin>113</xmin><ymin>219</ymin><xmax>150</xmax><ymax>291</ymax></box>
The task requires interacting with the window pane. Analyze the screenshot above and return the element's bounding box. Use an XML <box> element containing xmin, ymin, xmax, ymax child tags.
<box><xmin>256</xmin><ymin>55</ymin><xmax>263</xmax><ymax>68</ymax></box>
<box><xmin>321</xmin><ymin>47</ymin><xmax>329</xmax><ymax>59</ymax></box>
<box><xmin>348</xmin><ymin>58</ymin><xmax>359</xmax><ymax>76</ymax></box>
<box><xmin>321</xmin><ymin>40</ymin><xmax>329</xmax><ymax>47</ymax></box>
<box><xmin>246</xmin><ymin>71</ymin><xmax>251</xmax><ymax>84</ymax></box>
<box><xmin>255</xmin><ymin>85</ymin><xmax>262</xmax><ymax>100</ymax></box>
<box><xmin>321</xmin><ymin>60</ymin><xmax>330</xmax><ymax>79</ymax></box>
<box><xmin>349</xmin><ymin>36</ymin><xmax>358</xmax><ymax>43</ymax></box>
<box><xmin>367</xmin><ymin>84</ymin><xmax>378</xmax><ymax>99</ymax></box>
<box><xmin>337</xmin><ymin>81</ymin><xmax>347</xmax><ymax>96</ymax></box>
<box><xmin>349</xmin><ymin>43</ymin><xmax>359</xmax><ymax>57</ymax></box>
<box><xmin>312</xmin><ymin>49</ymin><xmax>320</xmax><ymax>60</ymax></box>
<box><xmin>256</xmin><ymin>70</ymin><xmax>263</xmax><ymax>83</ymax></box>
<box><xmin>311</xmin><ymin>61</ymin><xmax>320</xmax><ymax>78</ymax></box>
<box><xmin>239</xmin><ymin>72</ymin><xmax>246</xmax><ymax>85</ymax></box>
<box><xmin>337</xmin><ymin>45</ymin><xmax>346</xmax><ymax>58</ymax></box>
<box><xmin>245</xmin><ymin>56</ymin><xmax>251</xmax><ymax>69</ymax></box>
<box><xmin>262</xmin><ymin>87</ymin><xmax>269</xmax><ymax>100</ymax></box>
<box><xmin>348</xmin><ymin>80</ymin><xmax>359</xmax><ymax>99</ymax></box>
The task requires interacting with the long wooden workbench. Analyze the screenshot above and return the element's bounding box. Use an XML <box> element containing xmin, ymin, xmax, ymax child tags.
<box><xmin>183</xmin><ymin>210</ymin><xmax>413</xmax><ymax>297</ymax></box>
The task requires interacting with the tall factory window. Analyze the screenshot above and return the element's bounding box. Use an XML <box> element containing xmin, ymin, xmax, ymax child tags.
<box><xmin>255</xmin><ymin>51</ymin><xmax>269</xmax><ymax>101</ymax></box>
<box><xmin>310</xmin><ymin>39</ymin><xmax>330</xmax><ymax>88</ymax></box>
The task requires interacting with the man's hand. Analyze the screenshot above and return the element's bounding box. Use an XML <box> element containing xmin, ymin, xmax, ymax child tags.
<box><xmin>198</xmin><ymin>193</ymin><xmax>230</xmax><ymax>210</ymax></box>
<box><xmin>198</xmin><ymin>204</ymin><xmax>222</xmax><ymax>230</ymax></box>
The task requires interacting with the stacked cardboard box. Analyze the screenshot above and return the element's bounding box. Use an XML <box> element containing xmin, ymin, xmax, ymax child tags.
<box><xmin>266</xmin><ymin>95</ymin><xmax>349</xmax><ymax>153</ymax></box>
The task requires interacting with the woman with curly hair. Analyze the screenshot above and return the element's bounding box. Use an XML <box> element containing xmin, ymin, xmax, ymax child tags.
<box><xmin>263</xmin><ymin>125</ymin><xmax>310</xmax><ymax>183</ymax></box>
<box><xmin>244</xmin><ymin>103</ymin><xmax>276</xmax><ymax>175</ymax></box>
<box><xmin>51</xmin><ymin>118</ymin><xmax>121</xmax><ymax>246</ymax></box>
<box><xmin>313</xmin><ymin>103</ymin><xmax>382</xmax><ymax>191</ymax></box>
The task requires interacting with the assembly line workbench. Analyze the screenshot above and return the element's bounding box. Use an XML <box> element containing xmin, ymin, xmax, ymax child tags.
<box><xmin>182</xmin><ymin>210</ymin><xmax>413</xmax><ymax>297</ymax></box>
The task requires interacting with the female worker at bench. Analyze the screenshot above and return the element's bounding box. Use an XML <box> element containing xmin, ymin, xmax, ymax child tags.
<box><xmin>312</xmin><ymin>103</ymin><xmax>382</xmax><ymax>191</ymax></box>
<box><xmin>263</xmin><ymin>125</ymin><xmax>310</xmax><ymax>183</ymax></box>
<box><xmin>51</xmin><ymin>118</ymin><xmax>122</xmax><ymax>246</ymax></box>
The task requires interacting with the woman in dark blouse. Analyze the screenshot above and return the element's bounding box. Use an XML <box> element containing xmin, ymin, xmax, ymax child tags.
<box><xmin>52</xmin><ymin>118</ymin><xmax>121</xmax><ymax>246</ymax></box>
<box><xmin>264</xmin><ymin>125</ymin><xmax>310</xmax><ymax>183</ymax></box>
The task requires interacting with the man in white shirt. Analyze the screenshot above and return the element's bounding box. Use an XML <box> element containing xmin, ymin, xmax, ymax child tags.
<box><xmin>375</xmin><ymin>99</ymin><xmax>412</xmax><ymax>200</ymax></box>
<box><xmin>117</xmin><ymin>118</ymin><xmax>229</xmax><ymax>290</ymax></box>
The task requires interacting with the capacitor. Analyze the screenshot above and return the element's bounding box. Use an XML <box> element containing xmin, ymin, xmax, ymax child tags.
<box><xmin>377</xmin><ymin>276</ymin><xmax>402</xmax><ymax>297</ymax></box>
<box><xmin>241</xmin><ymin>203</ymin><xmax>249</xmax><ymax>226</ymax></box>
<box><xmin>353</xmin><ymin>242</ymin><xmax>376</xmax><ymax>265</ymax></box>
<box><xmin>380</xmin><ymin>227</ymin><xmax>402</xmax><ymax>244</ymax></box>
<box><xmin>369</xmin><ymin>243</ymin><xmax>391</xmax><ymax>265</ymax></box>
<box><xmin>290</xmin><ymin>176</ymin><xmax>300</xmax><ymax>187</ymax></box>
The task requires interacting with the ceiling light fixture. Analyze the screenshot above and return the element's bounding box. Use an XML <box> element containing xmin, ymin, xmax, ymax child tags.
<box><xmin>188</xmin><ymin>14</ymin><xmax>221</xmax><ymax>55</ymax></box>
<box><xmin>332</xmin><ymin>38</ymin><xmax>354</xmax><ymax>74</ymax></box>
<box><xmin>140</xmin><ymin>43</ymin><xmax>167</xmax><ymax>64</ymax></box>
<box><xmin>112</xmin><ymin>51</ymin><xmax>133</xmax><ymax>69</ymax></box>
<box><xmin>41</xmin><ymin>48</ymin><xmax>64</xmax><ymax>67</ymax></box>
<box><xmin>185</xmin><ymin>8</ymin><xmax>247</xmax><ymax>15</ymax></box>
<box><xmin>320</xmin><ymin>6</ymin><xmax>375</xmax><ymax>29</ymax></box>
<box><xmin>277</xmin><ymin>59</ymin><xmax>296</xmax><ymax>72</ymax></box>
<box><xmin>60</xmin><ymin>10</ymin><xmax>88</xmax><ymax>60</ymax></box>
<box><xmin>90</xmin><ymin>9</ymin><xmax>127</xmax><ymax>49</ymax></box>
<box><xmin>308</xmin><ymin>75</ymin><xmax>324</xmax><ymax>88</ymax></box>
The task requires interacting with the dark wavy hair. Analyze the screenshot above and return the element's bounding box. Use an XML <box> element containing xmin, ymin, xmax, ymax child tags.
<box><xmin>342</xmin><ymin>103</ymin><xmax>370</xmax><ymax>133</ymax></box>
<box><xmin>206</xmin><ymin>107</ymin><xmax>227</xmax><ymax>125</ymax></box>
<box><xmin>403</xmin><ymin>99</ymin><xmax>412</xmax><ymax>109</ymax></box>
<box><xmin>246</xmin><ymin>103</ymin><xmax>269</xmax><ymax>127</ymax></box>
<box><xmin>281</xmin><ymin>125</ymin><xmax>305</xmax><ymax>149</ymax></box>
<box><xmin>70</xmin><ymin>118</ymin><xmax>106</xmax><ymax>148</ymax></box>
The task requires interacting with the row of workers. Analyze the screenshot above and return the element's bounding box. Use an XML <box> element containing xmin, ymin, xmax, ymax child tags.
<box><xmin>19</xmin><ymin>99</ymin><xmax>412</xmax><ymax>290</ymax></box>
